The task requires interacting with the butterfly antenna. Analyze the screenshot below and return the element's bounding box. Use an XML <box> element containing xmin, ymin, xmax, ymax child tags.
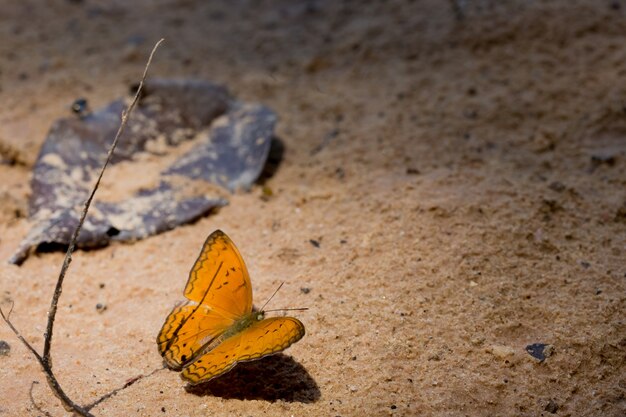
<box><xmin>260</xmin><ymin>282</ymin><xmax>284</xmax><ymax>312</ymax></box>
<box><xmin>264</xmin><ymin>307</ymin><xmax>309</xmax><ymax>313</ymax></box>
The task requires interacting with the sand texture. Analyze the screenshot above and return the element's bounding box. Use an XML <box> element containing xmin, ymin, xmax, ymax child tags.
<box><xmin>0</xmin><ymin>1</ymin><xmax>625</xmax><ymax>416</ymax></box>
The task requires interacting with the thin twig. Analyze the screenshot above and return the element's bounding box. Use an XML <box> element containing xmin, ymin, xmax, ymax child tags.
<box><xmin>0</xmin><ymin>304</ymin><xmax>89</xmax><ymax>414</ymax></box>
<box><xmin>29</xmin><ymin>381</ymin><xmax>53</xmax><ymax>417</ymax></box>
<box><xmin>85</xmin><ymin>367</ymin><xmax>166</xmax><ymax>412</ymax></box>
<box><xmin>43</xmin><ymin>37</ymin><xmax>165</xmax><ymax>367</ymax></box>
<box><xmin>0</xmin><ymin>38</ymin><xmax>164</xmax><ymax>417</ymax></box>
<box><xmin>0</xmin><ymin>303</ymin><xmax>43</xmax><ymax>363</ymax></box>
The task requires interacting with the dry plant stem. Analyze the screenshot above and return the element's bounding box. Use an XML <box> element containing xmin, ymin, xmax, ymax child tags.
<box><xmin>84</xmin><ymin>367</ymin><xmax>166</xmax><ymax>412</ymax></box>
<box><xmin>0</xmin><ymin>39</ymin><xmax>164</xmax><ymax>417</ymax></box>
<box><xmin>0</xmin><ymin>302</ymin><xmax>90</xmax><ymax>414</ymax></box>
<box><xmin>29</xmin><ymin>381</ymin><xmax>53</xmax><ymax>417</ymax></box>
<box><xmin>43</xmin><ymin>37</ymin><xmax>164</xmax><ymax>367</ymax></box>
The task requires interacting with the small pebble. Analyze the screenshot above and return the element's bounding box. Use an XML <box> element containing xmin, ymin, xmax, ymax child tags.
<box><xmin>544</xmin><ymin>399</ymin><xmax>559</xmax><ymax>414</ymax></box>
<box><xmin>0</xmin><ymin>340</ymin><xmax>10</xmax><ymax>356</ymax></box>
<box><xmin>71</xmin><ymin>98</ymin><xmax>89</xmax><ymax>116</ymax></box>
<box><xmin>590</xmin><ymin>153</ymin><xmax>616</xmax><ymax>166</ymax></box>
<box><xmin>309</xmin><ymin>239</ymin><xmax>320</xmax><ymax>248</ymax></box>
<box><xmin>526</xmin><ymin>343</ymin><xmax>554</xmax><ymax>361</ymax></box>
<box><xmin>548</xmin><ymin>181</ymin><xmax>565</xmax><ymax>192</ymax></box>
<box><xmin>300</xmin><ymin>287</ymin><xmax>311</xmax><ymax>294</ymax></box>
<box><xmin>96</xmin><ymin>303</ymin><xmax>107</xmax><ymax>313</ymax></box>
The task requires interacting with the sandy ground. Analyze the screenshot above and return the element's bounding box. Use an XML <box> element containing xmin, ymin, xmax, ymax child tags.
<box><xmin>0</xmin><ymin>0</ymin><xmax>625</xmax><ymax>416</ymax></box>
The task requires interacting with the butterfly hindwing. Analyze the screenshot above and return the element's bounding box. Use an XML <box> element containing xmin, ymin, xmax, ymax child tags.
<box><xmin>184</xmin><ymin>230</ymin><xmax>253</xmax><ymax>318</ymax></box>
<box><xmin>157</xmin><ymin>301</ymin><xmax>234</xmax><ymax>370</ymax></box>
<box><xmin>181</xmin><ymin>317</ymin><xmax>305</xmax><ymax>384</ymax></box>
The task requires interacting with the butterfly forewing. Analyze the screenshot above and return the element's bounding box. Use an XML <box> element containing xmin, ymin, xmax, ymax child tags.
<box><xmin>181</xmin><ymin>317</ymin><xmax>305</xmax><ymax>384</ymax></box>
<box><xmin>183</xmin><ymin>230</ymin><xmax>253</xmax><ymax>318</ymax></box>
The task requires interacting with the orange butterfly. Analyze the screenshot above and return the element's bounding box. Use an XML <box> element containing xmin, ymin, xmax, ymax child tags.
<box><xmin>157</xmin><ymin>230</ymin><xmax>305</xmax><ymax>384</ymax></box>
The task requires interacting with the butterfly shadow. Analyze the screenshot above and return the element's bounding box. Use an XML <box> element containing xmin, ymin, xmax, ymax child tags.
<box><xmin>185</xmin><ymin>353</ymin><xmax>319</xmax><ymax>403</ymax></box>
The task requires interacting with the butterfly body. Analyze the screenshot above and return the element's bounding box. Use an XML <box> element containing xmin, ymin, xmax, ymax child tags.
<box><xmin>223</xmin><ymin>311</ymin><xmax>262</xmax><ymax>338</ymax></box>
<box><xmin>157</xmin><ymin>230</ymin><xmax>305</xmax><ymax>384</ymax></box>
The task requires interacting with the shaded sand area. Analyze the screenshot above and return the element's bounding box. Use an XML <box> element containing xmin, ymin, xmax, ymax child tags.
<box><xmin>0</xmin><ymin>1</ymin><xmax>624</xmax><ymax>415</ymax></box>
